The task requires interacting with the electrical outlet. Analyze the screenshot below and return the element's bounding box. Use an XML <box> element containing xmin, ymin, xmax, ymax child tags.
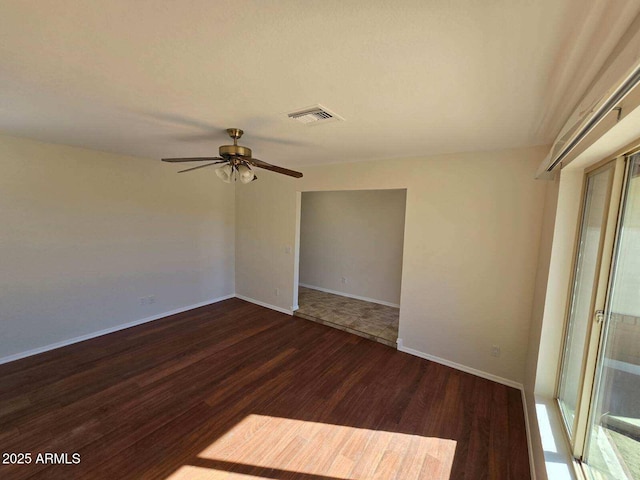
<box><xmin>284</xmin><ymin>246</ymin><xmax>291</xmax><ymax>254</ymax></box>
<box><xmin>491</xmin><ymin>345</ymin><xmax>501</xmax><ymax>357</ymax></box>
<box><xmin>139</xmin><ymin>297</ymin><xmax>147</xmax><ymax>306</ymax></box>
<box><xmin>275</xmin><ymin>288</ymin><xmax>280</xmax><ymax>296</ymax></box>
<box><xmin>341</xmin><ymin>276</ymin><xmax>347</xmax><ymax>284</ymax></box>
<box><xmin>148</xmin><ymin>295</ymin><xmax>156</xmax><ymax>304</ymax></box>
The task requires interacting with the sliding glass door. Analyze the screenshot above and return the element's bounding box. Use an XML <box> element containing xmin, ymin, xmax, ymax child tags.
<box><xmin>558</xmin><ymin>162</ymin><xmax>615</xmax><ymax>437</ymax></box>
<box><xmin>584</xmin><ymin>155</ymin><xmax>640</xmax><ymax>480</ymax></box>
<box><xmin>557</xmin><ymin>153</ymin><xmax>640</xmax><ymax>480</ymax></box>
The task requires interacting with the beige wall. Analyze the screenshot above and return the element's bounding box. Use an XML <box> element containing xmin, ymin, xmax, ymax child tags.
<box><xmin>522</xmin><ymin>174</ymin><xmax>561</xmax><ymax>480</ymax></box>
<box><xmin>0</xmin><ymin>134</ymin><xmax>235</xmax><ymax>360</ymax></box>
<box><xmin>299</xmin><ymin>190</ymin><xmax>406</xmax><ymax>305</ymax></box>
<box><xmin>521</xmin><ymin>167</ymin><xmax>587</xmax><ymax>480</ymax></box>
<box><xmin>533</xmin><ymin>169</ymin><xmax>584</xmax><ymax>397</ymax></box>
<box><xmin>1</xmin><ymin>134</ymin><xmax>548</xmax><ymax>385</ymax></box>
<box><xmin>236</xmin><ymin>146</ymin><xmax>548</xmax><ymax>383</ymax></box>
<box><xmin>524</xmin><ymin>176</ymin><xmax>561</xmax><ymax>395</ymax></box>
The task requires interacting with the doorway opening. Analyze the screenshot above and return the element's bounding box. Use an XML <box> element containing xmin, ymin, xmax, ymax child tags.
<box><xmin>293</xmin><ymin>189</ymin><xmax>407</xmax><ymax>347</ymax></box>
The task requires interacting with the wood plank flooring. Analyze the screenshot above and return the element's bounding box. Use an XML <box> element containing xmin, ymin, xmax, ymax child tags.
<box><xmin>0</xmin><ymin>298</ymin><xmax>530</xmax><ymax>479</ymax></box>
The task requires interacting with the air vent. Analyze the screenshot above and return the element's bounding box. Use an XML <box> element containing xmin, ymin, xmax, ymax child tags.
<box><xmin>287</xmin><ymin>104</ymin><xmax>344</xmax><ymax>125</ymax></box>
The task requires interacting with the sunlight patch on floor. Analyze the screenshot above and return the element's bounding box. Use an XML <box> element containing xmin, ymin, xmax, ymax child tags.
<box><xmin>168</xmin><ymin>465</ymin><xmax>251</xmax><ymax>479</ymax></box>
<box><xmin>167</xmin><ymin>414</ymin><xmax>457</xmax><ymax>480</ymax></box>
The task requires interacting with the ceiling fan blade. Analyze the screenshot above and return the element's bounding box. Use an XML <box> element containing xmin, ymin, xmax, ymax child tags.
<box><xmin>178</xmin><ymin>162</ymin><xmax>227</xmax><ymax>173</ymax></box>
<box><xmin>162</xmin><ymin>157</ymin><xmax>224</xmax><ymax>163</ymax></box>
<box><xmin>249</xmin><ymin>158</ymin><xmax>303</xmax><ymax>178</ymax></box>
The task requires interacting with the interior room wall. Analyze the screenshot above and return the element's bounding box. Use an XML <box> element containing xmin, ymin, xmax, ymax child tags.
<box><xmin>533</xmin><ymin>169</ymin><xmax>584</xmax><ymax>398</ymax></box>
<box><xmin>521</xmin><ymin>174</ymin><xmax>561</xmax><ymax>480</ymax></box>
<box><xmin>0</xmin><ymin>134</ymin><xmax>235</xmax><ymax>361</ymax></box>
<box><xmin>524</xmin><ymin>176</ymin><xmax>561</xmax><ymax>394</ymax></box>
<box><xmin>299</xmin><ymin>189</ymin><xmax>406</xmax><ymax>306</ymax></box>
<box><xmin>520</xmin><ymin>167</ymin><xmax>584</xmax><ymax>480</ymax></box>
<box><xmin>235</xmin><ymin>145</ymin><xmax>548</xmax><ymax>384</ymax></box>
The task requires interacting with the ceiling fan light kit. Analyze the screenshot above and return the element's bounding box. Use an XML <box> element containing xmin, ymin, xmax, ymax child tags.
<box><xmin>215</xmin><ymin>164</ymin><xmax>234</xmax><ymax>183</ymax></box>
<box><xmin>215</xmin><ymin>163</ymin><xmax>256</xmax><ymax>184</ymax></box>
<box><xmin>162</xmin><ymin>128</ymin><xmax>303</xmax><ymax>184</ymax></box>
<box><xmin>236</xmin><ymin>164</ymin><xmax>255</xmax><ymax>184</ymax></box>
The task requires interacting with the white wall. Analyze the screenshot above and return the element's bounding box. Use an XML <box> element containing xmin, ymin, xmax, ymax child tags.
<box><xmin>522</xmin><ymin>175</ymin><xmax>561</xmax><ymax>480</ymax></box>
<box><xmin>532</xmin><ymin>169</ymin><xmax>584</xmax><ymax>398</ymax></box>
<box><xmin>524</xmin><ymin>176</ymin><xmax>561</xmax><ymax>396</ymax></box>
<box><xmin>236</xmin><ymin>146</ymin><xmax>548</xmax><ymax>384</ymax></box>
<box><xmin>0</xmin><ymin>134</ymin><xmax>235</xmax><ymax>361</ymax></box>
<box><xmin>522</xmin><ymin>167</ymin><xmax>594</xmax><ymax>480</ymax></box>
<box><xmin>299</xmin><ymin>190</ymin><xmax>406</xmax><ymax>305</ymax></box>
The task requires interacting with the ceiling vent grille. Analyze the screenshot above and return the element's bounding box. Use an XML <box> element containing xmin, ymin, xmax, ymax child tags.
<box><xmin>287</xmin><ymin>104</ymin><xmax>344</xmax><ymax>125</ymax></box>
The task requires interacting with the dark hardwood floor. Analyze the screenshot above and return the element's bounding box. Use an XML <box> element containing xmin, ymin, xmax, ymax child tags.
<box><xmin>0</xmin><ymin>298</ymin><xmax>530</xmax><ymax>479</ymax></box>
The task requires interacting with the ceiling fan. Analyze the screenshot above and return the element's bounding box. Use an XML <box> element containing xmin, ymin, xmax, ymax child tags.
<box><xmin>162</xmin><ymin>128</ymin><xmax>303</xmax><ymax>184</ymax></box>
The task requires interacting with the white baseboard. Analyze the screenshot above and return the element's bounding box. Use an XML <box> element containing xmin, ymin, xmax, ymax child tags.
<box><xmin>299</xmin><ymin>283</ymin><xmax>400</xmax><ymax>308</ymax></box>
<box><xmin>396</xmin><ymin>337</ymin><xmax>533</xmax><ymax>469</ymax></box>
<box><xmin>235</xmin><ymin>294</ymin><xmax>293</xmax><ymax>315</ymax></box>
<box><xmin>0</xmin><ymin>294</ymin><xmax>236</xmax><ymax>366</ymax></box>
<box><xmin>521</xmin><ymin>389</ymin><xmax>537</xmax><ymax>480</ymax></box>
<box><xmin>396</xmin><ymin>338</ymin><xmax>523</xmax><ymax>390</ymax></box>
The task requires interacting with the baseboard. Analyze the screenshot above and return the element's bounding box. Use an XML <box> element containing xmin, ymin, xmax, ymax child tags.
<box><xmin>396</xmin><ymin>338</ymin><xmax>523</xmax><ymax>390</ymax></box>
<box><xmin>521</xmin><ymin>389</ymin><xmax>537</xmax><ymax>480</ymax></box>
<box><xmin>299</xmin><ymin>283</ymin><xmax>400</xmax><ymax>308</ymax></box>
<box><xmin>395</xmin><ymin>340</ymin><xmax>534</xmax><ymax>475</ymax></box>
<box><xmin>235</xmin><ymin>294</ymin><xmax>293</xmax><ymax>315</ymax></box>
<box><xmin>0</xmin><ymin>294</ymin><xmax>236</xmax><ymax>366</ymax></box>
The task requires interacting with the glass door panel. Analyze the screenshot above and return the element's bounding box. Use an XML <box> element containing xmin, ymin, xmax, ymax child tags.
<box><xmin>585</xmin><ymin>155</ymin><xmax>640</xmax><ymax>480</ymax></box>
<box><xmin>558</xmin><ymin>163</ymin><xmax>615</xmax><ymax>437</ymax></box>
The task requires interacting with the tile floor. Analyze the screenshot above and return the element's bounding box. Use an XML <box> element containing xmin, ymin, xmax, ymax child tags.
<box><xmin>294</xmin><ymin>286</ymin><xmax>399</xmax><ymax>347</ymax></box>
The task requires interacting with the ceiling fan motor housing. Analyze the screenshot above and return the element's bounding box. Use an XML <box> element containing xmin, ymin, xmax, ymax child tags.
<box><xmin>219</xmin><ymin>144</ymin><xmax>252</xmax><ymax>158</ymax></box>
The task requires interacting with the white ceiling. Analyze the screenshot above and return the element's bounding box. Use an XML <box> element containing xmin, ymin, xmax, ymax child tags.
<box><xmin>1</xmin><ymin>0</ymin><xmax>639</xmax><ymax>167</ymax></box>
